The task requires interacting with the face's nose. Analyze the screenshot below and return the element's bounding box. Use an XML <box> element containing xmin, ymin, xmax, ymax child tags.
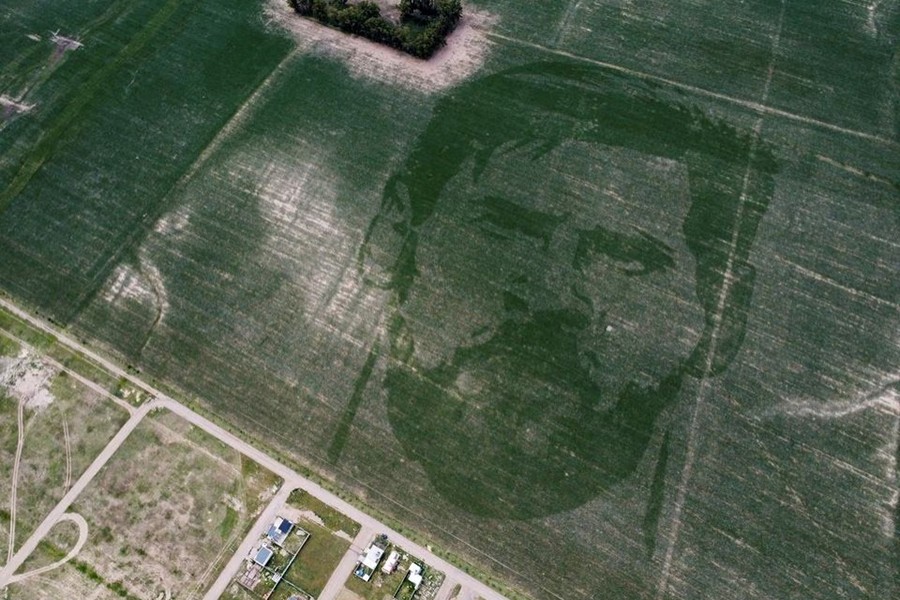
<box><xmin>502</xmin><ymin>216</ymin><xmax>595</xmax><ymax>318</ymax></box>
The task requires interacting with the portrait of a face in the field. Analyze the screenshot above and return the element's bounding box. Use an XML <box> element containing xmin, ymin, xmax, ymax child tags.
<box><xmin>360</xmin><ymin>63</ymin><xmax>777</xmax><ymax>520</ymax></box>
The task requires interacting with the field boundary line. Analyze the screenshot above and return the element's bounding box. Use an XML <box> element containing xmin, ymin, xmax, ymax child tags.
<box><xmin>485</xmin><ymin>31</ymin><xmax>898</xmax><ymax>148</ymax></box>
<box><xmin>655</xmin><ymin>1</ymin><xmax>788</xmax><ymax>598</ymax></box>
<box><xmin>173</xmin><ymin>47</ymin><xmax>302</xmax><ymax>188</ymax></box>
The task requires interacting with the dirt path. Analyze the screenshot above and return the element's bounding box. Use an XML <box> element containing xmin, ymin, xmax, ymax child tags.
<box><xmin>62</xmin><ymin>418</ymin><xmax>72</xmax><ymax>494</ymax></box>
<box><xmin>6</xmin><ymin>396</ymin><xmax>25</xmax><ymax>565</ymax></box>
<box><xmin>0</xmin><ymin>297</ymin><xmax>509</xmax><ymax>600</ymax></box>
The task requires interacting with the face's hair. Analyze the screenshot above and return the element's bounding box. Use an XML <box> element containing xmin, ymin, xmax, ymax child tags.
<box><xmin>361</xmin><ymin>61</ymin><xmax>778</xmax><ymax>376</ymax></box>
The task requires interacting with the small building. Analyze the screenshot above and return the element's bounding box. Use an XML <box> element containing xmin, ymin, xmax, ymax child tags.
<box><xmin>254</xmin><ymin>546</ymin><xmax>274</xmax><ymax>568</ymax></box>
<box><xmin>407</xmin><ymin>563</ymin><xmax>423</xmax><ymax>590</ymax></box>
<box><xmin>267</xmin><ymin>516</ymin><xmax>295</xmax><ymax>547</ymax></box>
<box><xmin>354</xmin><ymin>544</ymin><xmax>385</xmax><ymax>582</ymax></box>
<box><xmin>382</xmin><ymin>550</ymin><xmax>401</xmax><ymax>574</ymax></box>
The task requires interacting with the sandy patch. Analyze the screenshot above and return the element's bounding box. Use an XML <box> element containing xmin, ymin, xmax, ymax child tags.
<box><xmin>263</xmin><ymin>0</ymin><xmax>497</xmax><ymax>92</ymax></box>
<box><xmin>100</xmin><ymin>256</ymin><xmax>169</xmax><ymax>326</ymax></box>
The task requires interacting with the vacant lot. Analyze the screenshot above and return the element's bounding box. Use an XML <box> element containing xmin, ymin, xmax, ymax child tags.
<box><xmin>0</xmin><ymin>344</ymin><xmax>129</xmax><ymax>558</ymax></box>
<box><xmin>1</xmin><ymin>1</ymin><xmax>897</xmax><ymax>599</ymax></box>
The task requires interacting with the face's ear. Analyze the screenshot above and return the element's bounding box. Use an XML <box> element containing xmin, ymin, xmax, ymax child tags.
<box><xmin>687</xmin><ymin>262</ymin><xmax>756</xmax><ymax>377</ymax></box>
<box><xmin>358</xmin><ymin>175</ymin><xmax>416</xmax><ymax>294</ymax></box>
<box><xmin>684</xmin><ymin>152</ymin><xmax>775</xmax><ymax>378</ymax></box>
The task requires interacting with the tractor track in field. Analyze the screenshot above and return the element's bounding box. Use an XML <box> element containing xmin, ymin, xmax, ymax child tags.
<box><xmin>486</xmin><ymin>31</ymin><xmax>898</xmax><ymax>149</ymax></box>
<box><xmin>655</xmin><ymin>1</ymin><xmax>789</xmax><ymax>597</ymax></box>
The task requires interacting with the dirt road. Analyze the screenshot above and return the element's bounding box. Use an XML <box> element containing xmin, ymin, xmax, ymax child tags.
<box><xmin>6</xmin><ymin>395</ymin><xmax>25</xmax><ymax>565</ymax></box>
<box><xmin>0</xmin><ymin>297</ymin><xmax>508</xmax><ymax>600</ymax></box>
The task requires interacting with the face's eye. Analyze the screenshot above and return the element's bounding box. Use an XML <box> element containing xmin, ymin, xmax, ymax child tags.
<box><xmin>473</xmin><ymin>195</ymin><xmax>565</xmax><ymax>249</ymax></box>
<box><xmin>574</xmin><ymin>226</ymin><xmax>675</xmax><ymax>276</ymax></box>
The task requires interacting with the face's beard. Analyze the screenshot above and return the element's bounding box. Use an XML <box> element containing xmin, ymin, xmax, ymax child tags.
<box><xmin>386</xmin><ymin>309</ymin><xmax>686</xmax><ymax>519</ymax></box>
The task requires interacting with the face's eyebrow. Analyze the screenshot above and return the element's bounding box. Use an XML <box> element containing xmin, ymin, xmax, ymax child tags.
<box><xmin>475</xmin><ymin>195</ymin><xmax>566</xmax><ymax>249</ymax></box>
<box><xmin>574</xmin><ymin>225</ymin><xmax>675</xmax><ymax>276</ymax></box>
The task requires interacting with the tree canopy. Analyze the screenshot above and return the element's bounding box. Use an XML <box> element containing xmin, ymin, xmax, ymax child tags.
<box><xmin>289</xmin><ymin>0</ymin><xmax>463</xmax><ymax>59</ymax></box>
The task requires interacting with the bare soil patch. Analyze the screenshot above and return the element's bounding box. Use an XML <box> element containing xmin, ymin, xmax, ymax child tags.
<box><xmin>263</xmin><ymin>0</ymin><xmax>497</xmax><ymax>92</ymax></box>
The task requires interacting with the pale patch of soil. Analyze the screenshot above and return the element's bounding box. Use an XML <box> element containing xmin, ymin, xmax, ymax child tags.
<box><xmin>0</xmin><ymin>95</ymin><xmax>35</xmax><ymax>121</ymax></box>
<box><xmin>263</xmin><ymin>0</ymin><xmax>497</xmax><ymax>93</ymax></box>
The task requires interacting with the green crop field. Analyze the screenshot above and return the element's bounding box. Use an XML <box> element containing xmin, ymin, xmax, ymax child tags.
<box><xmin>1</xmin><ymin>1</ymin><xmax>897</xmax><ymax>599</ymax></box>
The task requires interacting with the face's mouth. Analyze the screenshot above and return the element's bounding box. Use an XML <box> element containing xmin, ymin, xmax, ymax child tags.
<box><xmin>385</xmin><ymin>309</ymin><xmax>686</xmax><ymax>518</ymax></box>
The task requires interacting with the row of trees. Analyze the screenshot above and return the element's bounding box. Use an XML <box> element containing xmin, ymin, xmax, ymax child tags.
<box><xmin>289</xmin><ymin>0</ymin><xmax>463</xmax><ymax>59</ymax></box>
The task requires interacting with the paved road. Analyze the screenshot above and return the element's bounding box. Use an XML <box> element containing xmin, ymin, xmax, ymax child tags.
<box><xmin>0</xmin><ymin>297</ymin><xmax>509</xmax><ymax>600</ymax></box>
